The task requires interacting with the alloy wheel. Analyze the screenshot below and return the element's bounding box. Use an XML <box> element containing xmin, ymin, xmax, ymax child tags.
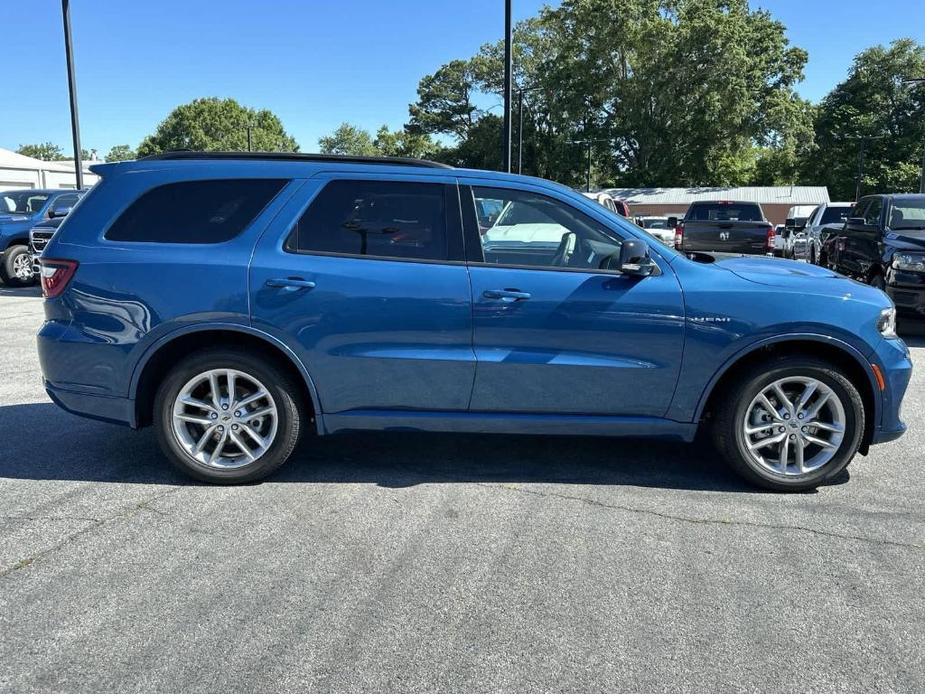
<box><xmin>171</xmin><ymin>368</ymin><xmax>279</xmax><ymax>469</ymax></box>
<box><xmin>742</xmin><ymin>376</ymin><xmax>846</xmax><ymax>476</ymax></box>
<box><xmin>13</xmin><ymin>253</ymin><xmax>33</xmax><ymax>281</ymax></box>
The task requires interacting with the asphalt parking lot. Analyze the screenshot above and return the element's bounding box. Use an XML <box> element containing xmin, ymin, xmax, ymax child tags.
<box><xmin>1</xmin><ymin>285</ymin><xmax>923</xmax><ymax>693</ymax></box>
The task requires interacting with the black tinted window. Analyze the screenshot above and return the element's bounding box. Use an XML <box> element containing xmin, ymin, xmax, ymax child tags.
<box><xmin>864</xmin><ymin>198</ymin><xmax>883</xmax><ymax>226</ymax></box>
<box><xmin>106</xmin><ymin>179</ymin><xmax>286</xmax><ymax>243</ymax></box>
<box><xmin>688</xmin><ymin>202</ymin><xmax>763</xmax><ymax>222</ymax></box>
<box><xmin>820</xmin><ymin>206</ymin><xmax>850</xmax><ymax>224</ymax></box>
<box><xmin>287</xmin><ymin>180</ymin><xmax>449</xmax><ymax>261</ymax></box>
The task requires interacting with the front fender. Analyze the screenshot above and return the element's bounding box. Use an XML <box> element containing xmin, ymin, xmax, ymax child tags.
<box><xmin>684</xmin><ymin>332</ymin><xmax>881</xmax><ymax>427</ymax></box>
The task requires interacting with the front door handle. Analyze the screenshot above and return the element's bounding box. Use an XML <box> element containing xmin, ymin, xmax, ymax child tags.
<box><xmin>483</xmin><ymin>289</ymin><xmax>531</xmax><ymax>302</ymax></box>
<box><xmin>265</xmin><ymin>277</ymin><xmax>316</xmax><ymax>290</ymax></box>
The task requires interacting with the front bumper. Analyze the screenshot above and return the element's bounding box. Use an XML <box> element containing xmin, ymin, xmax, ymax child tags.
<box><xmin>886</xmin><ymin>268</ymin><xmax>925</xmax><ymax>321</ymax></box>
<box><xmin>869</xmin><ymin>337</ymin><xmax>913</xmax><ymax>445</ymax></box>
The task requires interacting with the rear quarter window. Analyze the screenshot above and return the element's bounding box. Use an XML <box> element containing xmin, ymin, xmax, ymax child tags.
<box><xmin>105</xmin><ymin>179</ymin><xmax>287</xmax><ymax>243</ymax></box>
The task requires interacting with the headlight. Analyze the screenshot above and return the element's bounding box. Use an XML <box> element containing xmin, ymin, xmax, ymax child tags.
<box><xmin>877</xmin><ymin>307</ymin><xmax>897</xmax><ymax>339</ymax></box>
<box><xmin>892</xmin><ymin>252</ymin><xmax>925</xmax><ymax>272</ymax></box>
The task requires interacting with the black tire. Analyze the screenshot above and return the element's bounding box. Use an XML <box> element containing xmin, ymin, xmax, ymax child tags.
<box><xmin>154</xmin><ymin>348</ymin><xmax>305</xmax><ymax>484</ymax></box>
<box><xmin>809</xmin><ymin>247</ymin><xmax>816</xmax><ymax>265</ymax></box>
<box><xmin>0</xmin><ymin>244</ymin><xmax>35</xmax><ymax>287</ymax></box>
<box><xmin>711</xmin><ymin>356</ymin><xmax>864</xmax><ymax>492</ymax></box>
<box><xmin>869</xmin><ymin>273</ymin><xmax>886</xmax><ymax>291</ymax></box>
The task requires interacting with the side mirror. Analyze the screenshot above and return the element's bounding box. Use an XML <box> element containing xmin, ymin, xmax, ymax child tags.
<box><xmin>48</xmin><ymin>204</ymin><xmax>72</xmax><ymax>219</ymax></box>
<box><xmin>667</xmin><ymin>216</ymin><xmax>678</xmax><ymax>228</ymax></box>
<box><xmin>614</xmin><ymin>238</ymin><xmax>656</xmax><ymax>277</ymax></box>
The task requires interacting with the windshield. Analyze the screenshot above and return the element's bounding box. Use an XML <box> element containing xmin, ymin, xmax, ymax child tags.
<box><xmin>0</xmin><ymin>191</ymin><xmax>49</xmax><ymax>215</ymax></box>
<box><xmin>688</xmin><ymin>202</ymin><xmax>763</xmax><ymax>222</ymax></box>
<box><xmin>888</xmin><ymin>199</ymin><xmax>925</xmax><ymax>231</ymax></box>
<box><xmin>639</xmin><ymin>218</ymin><xmax>670</xmax><ymax>229</ymax></box>
<box><xmin>820</xmin><ymin>206</ymin><xmax>851</xmax><ymax>225</ymax></box>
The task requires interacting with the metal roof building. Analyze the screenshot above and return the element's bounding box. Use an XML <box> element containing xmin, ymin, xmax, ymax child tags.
<box><xmin>0</xmin><ymin>147</ymin><xmax>99</xmax><ymax>190</ymax></box>
<box><xmin>603</xmin><ymin>186</ymin><xmax>831</xmax><ymax>225</ymax></box>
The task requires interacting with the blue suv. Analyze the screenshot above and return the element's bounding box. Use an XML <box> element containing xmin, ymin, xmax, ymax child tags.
<box><xmin>1</xmin><ymin>189</ymin><xmax>84</xmax><ymax>286</ymax></box>
<box><xmin>37</xmin><ymin>152</ymin><xmax>912</xmax><ymax>490</ymax></box>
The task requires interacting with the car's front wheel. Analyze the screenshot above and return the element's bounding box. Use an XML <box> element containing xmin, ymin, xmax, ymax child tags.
<box><xmin>154</xmin><ymin>349</ymin><xmax>305</xmax><ymax>483</ymax></box>
<box><xmin>0</xmin><ymin>245</ymin><xmax>36</xmax><ymax>287</ymax></box>
<box><xmin>712</xmin><ymin>357</ymin><xmax>864</xmax><ymax>491</ymax></box>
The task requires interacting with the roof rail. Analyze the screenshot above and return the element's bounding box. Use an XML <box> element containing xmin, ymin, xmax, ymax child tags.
<box><xmin>139</xmin><ymin>150</ymin><xmax>454</xmax><ymax>169</ymax></box>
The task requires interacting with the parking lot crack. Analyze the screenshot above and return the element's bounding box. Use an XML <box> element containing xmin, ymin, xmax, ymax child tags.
<box><xmin>0</xmin><ymin>486</ymin><xmax>184</xmax><ymax>579</ymax></box>
<box><xmin>477</xmin><ymin>483</ymin><xmax>924</xmax><ymax>551</ymax></box>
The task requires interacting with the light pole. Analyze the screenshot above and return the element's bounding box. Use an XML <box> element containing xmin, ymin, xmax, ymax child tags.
<box><xmin>566</xmin><ymin>138</ymin><xmax>611</xmax><ymax>192</ymax></box>
<box><xmin>502</xmin><ymin>0</ymin><xmax>513</xmax><ymax>172</ymax></box>
<box><xmin>61</xmin><ymin>0</ymin><xmax>83</xmax><ymax>188</ymax></box>
<box><xmin>515</xmin><ymin>85</ymin><xmax>542</xmax><ymax>175</ymax></box>
<box><xmin>902</xmin><ymin>78</ymin><xmax>925</xmax><ymax>193</ymax></box>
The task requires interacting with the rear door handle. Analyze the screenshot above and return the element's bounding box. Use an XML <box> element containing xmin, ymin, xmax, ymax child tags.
<box><xmin>265</xmin><ymin>277</ymin><xmax>316</xmax><ymax>290</ymax></box>
<box><xmin>483</xmin><ymin>289</ymin><xmax>531</xmax><ymax>302</ymax></box>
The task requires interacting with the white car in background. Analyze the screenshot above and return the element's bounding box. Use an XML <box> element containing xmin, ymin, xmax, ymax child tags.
<box><xmin>634</xmin><ymin>216</ymin><xmax>675</xmax><ymax>245</ymax></box>
<box><xmin>803</xmin><ymin>202</ymin><xmax>854</xmax><ymax>265</ymax></box>
<box><xmin>582</xmin><ymin>191</ymin><xmax>630</xmax><ymax>216</ymax></box>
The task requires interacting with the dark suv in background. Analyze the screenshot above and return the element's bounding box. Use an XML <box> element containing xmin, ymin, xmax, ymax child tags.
<box><xmin>825</xmin><ymin>194</ymin><xmax>925</xmax><ymax>322</ymax></box>
<box><xmin>0</xmin><ymin>189</ymin><xmax>84</xmax><ymax>286</ymax></box>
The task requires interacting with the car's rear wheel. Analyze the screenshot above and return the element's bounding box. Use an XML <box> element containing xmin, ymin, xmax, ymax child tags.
<box><xmin>154</xmin><ymin>349</ymin><xmax>304</xmax><ymax>483</ymax></box>
<box><xmin>712</xmin><ymin>357</ymin><xmax>864</xmax><ymax>491</ymax></box>
<box><xmin>0</xmin><ymin>245</ymin><xmax>35</xmax><ymax>287</ymax></box>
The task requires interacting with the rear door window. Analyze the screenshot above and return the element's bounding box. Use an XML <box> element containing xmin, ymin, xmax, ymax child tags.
<box><xmin>105</xmin><ymin>179</ymin><xmax>287</xmax><ymax>243</ymax></box>
<box><xmin>285</xmin><ymin>179</ymin><xmax>455</xmax><ymax>261</ymax></box>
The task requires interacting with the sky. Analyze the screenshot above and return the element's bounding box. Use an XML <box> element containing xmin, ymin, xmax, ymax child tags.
<box><xmin>2</xmin><ymin>0</ymin><xmax>925</xmax><ymax>158</ymax></box>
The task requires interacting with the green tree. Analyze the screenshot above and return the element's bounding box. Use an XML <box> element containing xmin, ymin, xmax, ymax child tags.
<box><xmin>373</xmin><ymin>126</ymin><xmax>441</xmax><ymax>159</ymax></box>
<box><xmin>105</xmin><ymin>144</ymin><xmax>137</xmax><ymax>162</ymax></box>
<box><xmin>408</xmin><ymin>60</ymin><xmax>481</xmax><ymax>140</ymax></box>
<box><xmin>318</xmin><ymin>123</ymin><xmax>442</xmax><ymax>159</ymax></box>
<box><xmin>137</xmin><ymin>97</ymin><xmax>299</xmax><ymax>155</ymax></box>
<box><xmin>17</xmin><ymin>142</ymin><xmax>65</xmax><ymax>161</ymax></box>
<box><xmin>408</xmin><ymin>0</ymin><xmax>810</xmax><ymax>188</ymax></box>
<box><xmin>804</xmin><ymin>39</ymin><xmax>925</xmax><ymax>200</ymax></box>
<box><xmin>318</xmin><ymin>123</ymin><xmax>377</xmax><ymax>156</ymax></box>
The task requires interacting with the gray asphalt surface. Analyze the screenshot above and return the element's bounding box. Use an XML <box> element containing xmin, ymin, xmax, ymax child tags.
<box><xmin>1</xmin><ymin>285</ymin><xmax>923</xmax><ymax>693</ymax></box>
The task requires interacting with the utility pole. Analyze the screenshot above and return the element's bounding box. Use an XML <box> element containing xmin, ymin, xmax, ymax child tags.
<box><xmin>856</xmin><ymin>139</ymin><xmax>866</xmax><ymax>202</ymax></box>
<box><xmin>586</xmin><ymin>141</ymin><xmax>592</xmax><ymax>192</ymax></box>
<box><xmin>502</xmin><ymin>0</ymin><xmax>513</xmax><ymax>172</ymax></box>
<box><xmin>903</xmin><ymin>78</ymin><xmax>925</xmax><ymax>193</ymax></box>
<box><xmin>246</xmin><ymin>124</ymin><xmax>254</xmax><ymax>152</ymax></box>
<box><xmin>517</xmin><ymin>89</ymin><xmax>524</xmax><ymax>175</ymax></box>
<box><xmin>61</xmin><ymin>0</ymin><xmax>83</xmax><ymax>188</ymax></box>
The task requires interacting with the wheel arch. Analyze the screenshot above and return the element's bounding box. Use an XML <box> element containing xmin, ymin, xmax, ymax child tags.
<box><xmin>696</xmin><ymin>335</ymin><xmax>879</xmax><ymax>452</ymax></box>
<box><xmin>131</xmin><ymin>324</ymin><xmax>323</xmax><ymax>434</ymax></box>
<box><xmin>4</xmin><ymin>235</ymin><xmax>29</xmax><ymax>250</ymax></box>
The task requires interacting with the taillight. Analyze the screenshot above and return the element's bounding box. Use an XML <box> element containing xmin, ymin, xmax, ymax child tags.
<box><xmin>39</xmin><ymin>259</ymin><xmax>78</xmax><ymax>298</ymax></box>
<box><xmin>766</xmin><ymin>225</ymin><xmax>775</xmax><ymax>252</ymax></box>
<box><xmin>674</xmin><ymin>223</ymin><xmax>684</xmax><ymax>249</ymax></box>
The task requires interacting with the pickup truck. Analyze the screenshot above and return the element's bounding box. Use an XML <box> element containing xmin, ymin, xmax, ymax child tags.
<box><xmin>672</xmin><ymin>200</ymin><xmax>775</xmax><ymax>255</ymax></box>
<box><xmin>825</xmin><ymin>193</ymin><xmax>925</xmax><ymax>322</ymax></box>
